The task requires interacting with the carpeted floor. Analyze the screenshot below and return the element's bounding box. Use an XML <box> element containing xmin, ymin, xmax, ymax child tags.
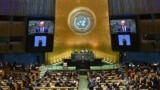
<box><xmin>79</xmin><ymin>75</ymin><xmax>89</xmax><ymax>90</ymax></box>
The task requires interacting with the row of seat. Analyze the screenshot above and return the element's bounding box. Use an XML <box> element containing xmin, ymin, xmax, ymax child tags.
<box><xmin>0</xmin><ymin>65</ymin><xmax>40</xmax><ymax>90</ymax></box>
<box><xmin>32</xmin><ymin>70</ymin><xmax>79</xmax><ymax>90</ymax></box>
<box><xmin>87</xmin><ymin>69</ymin><xmax>127</xmax><ymax>90</ymax></box>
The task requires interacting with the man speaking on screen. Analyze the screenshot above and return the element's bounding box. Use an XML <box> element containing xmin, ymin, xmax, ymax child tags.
<box><xmin>36</xmin><ymin>21</ymin><xmax>48</xmax><ymax>33</ymax></box>
<box><xmin>118</xmin><ymin>20</ymin><xmax>130</xmax><ymax>32</ymax></box>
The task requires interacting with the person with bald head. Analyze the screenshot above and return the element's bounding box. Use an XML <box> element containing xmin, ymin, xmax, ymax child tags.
<box><xmin>36</xmin><ymin>21</ymin><xmax>48</xmax><ymax>33</ymax></box>
<box><xmin>118</xmin><ymin>20</ymin><xmax>130</xmax><ymax>32</ymax></box>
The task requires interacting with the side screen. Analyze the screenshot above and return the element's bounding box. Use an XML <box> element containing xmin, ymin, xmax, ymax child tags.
<box><xmin>109</xmin><ymin>16</ymin><xmax>139</xmax><ymax>51</ymax></box>
<box><xmin>26</xmin><ymin>17</ymin><xmax>54</xmax><ymax>52</ymax></box>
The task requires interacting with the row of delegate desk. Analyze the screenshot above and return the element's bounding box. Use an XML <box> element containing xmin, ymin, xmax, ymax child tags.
<box><xmin>33</xmin><ymin>86</ymin><xmax>78</xmax><ymax>90</ymax></box>
<box><xmin>0</xmin><ymin>66</ymin><xmax>40</xmax><ymax>90</ymax></box>
<box><xmin>1</xmin><ymin>66</ymin><xmax>80</xmax><ymax>90</ymax></box>
<box><xmin>87</xmin><ymin>70</ymin><xmax>128</xmax><ymax>90</ymax></box>
<box><xmin>32</xmin><ymin>70</ymin><xmax>79</xmax><ymax>90</ymax></box>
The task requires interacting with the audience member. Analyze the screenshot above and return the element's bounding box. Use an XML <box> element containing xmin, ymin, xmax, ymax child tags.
<box><xmin>88</xmin><ymin>79</ymin><xmax>96</xmax><ymax>90</ymax></box>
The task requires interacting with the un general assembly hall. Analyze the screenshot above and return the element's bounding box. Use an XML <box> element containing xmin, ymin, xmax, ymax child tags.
<box><xmin>0</xmin><ymin>0</ymin><xmax>160</xmax><ymax>90</ymax></box>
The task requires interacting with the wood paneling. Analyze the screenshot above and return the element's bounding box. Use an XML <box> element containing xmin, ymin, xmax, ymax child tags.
<box><xmin>140</xmin><ymin>43</ymin><xmax>156</xmax><ymax>51</ymax></box>
<box><xmin>0</xmin><ymin>44</ymin><xmax>25</xmax><ymax>53</ymax></box>
<box><xmin>0</xmin><ymin>21</ymin><xmax>11</xmax><ymax>36</ymax></box>
<box><xmin>0</xmin><ymin>0</ymin><xmax>55</xmax><ymax>16</ymax></box>
<box><xmin>139</xmin><ymin>20</ymin><xmax>155</xmax><ymax>34</ymax></box>
<box><xmin>0</xmin><ymin>0</ymin><xmax>160</xmax><ymax>53</ymax></box>
<box><xmin>155</xmin><ymin>20</ymin><xmax>160</xmax><ymax>34</ymax></box>
<box><xmin>11</xmin><ymin>22</ymin><xmax>26</xmax><ymax>36</ymax></box>
<box><xmin>139</xmin><ymin>19</ymin><xmax>160</xmax><ymax>51</ymax></box>
<box><xmin>0</xmin><ymin>21</ymin><xmax>25</xmax><ymax>36</ymax></box>
<box><xmin>109</xmin><ymin>0</ymin><xmax>160</xmax><ymax>16</ymax></box>
<box><xmin>0</xmin><ymin>21</ymin><xmax>25</xmax><ymax>53</ymax></box>
<box><xmin>0</xmin><ymin>0</ymin><xmax>159</xmax><ymax>16</ymax></box>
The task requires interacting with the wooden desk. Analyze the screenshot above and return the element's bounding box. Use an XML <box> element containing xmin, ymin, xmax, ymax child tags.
<box><xmin>33</xmin><ymin>86</ymin><xmax>78</xmax><ymax>90</ymax></box>
<box><xmin>0</xmin><ymin>69</ymin><xmax>4</xmax><ymax>77</ymax></box>
<box><xmin>3</xmin><ymin>67</ymin><xmax>10</xmax><ymax>74</ymax></box>
<box><xmin>1</xmin><ymin>86</ymin><xmax>10</xmax><ymax>90</ymax></box>
<box><xmin>32</xmin><ymin>74</ymin><xmax>37</xmax><ymax>81</ymax></box>
<box><xmin>16</xmin><ymin>80</ymin><xmax>23</xmax><ymax>89</ymax></box>
<box><xmin>31</xmin><ymin>70</ymin><xmax>40</xmax><ymax>78</ymax></box>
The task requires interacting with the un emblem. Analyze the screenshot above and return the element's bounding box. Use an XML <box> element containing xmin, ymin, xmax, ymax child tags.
<box><xmin>68</xmin><ymin>7</ymin><xmax>96</xmax><ymax>35</ymax></box>
<box><xmin>74</xmin><ymin>15</ymin><xmax>90</xmax><ymax>30</ymax></box>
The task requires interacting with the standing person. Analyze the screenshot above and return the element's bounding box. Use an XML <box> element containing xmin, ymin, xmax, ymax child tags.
<box><xmin>38</xmin><ymin>37</ymin><xmax>43</xmax><ymax>47</ymax></box>
<box><xmin>88</xmin><ymin>79</ymin><xmax>96</xmax><ymax>90</ymax></box>
<box><xmin>118</xmin><ymin>20</ymin><xmax>130</xmax><ymax>32</ymax></box>
<box><xmin>122</xmin><ymin>38</ymin><xmax>127</xmax><ymax>46</ymax></box>
<box><xmin>36</xmin><ymin>21</ymin><xmax>48</xmax><ymax>33</ymax></box>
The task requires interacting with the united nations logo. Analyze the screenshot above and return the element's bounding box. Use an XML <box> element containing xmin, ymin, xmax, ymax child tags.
<box><xmin>74</xmin><ymin>15</ymin><xmax>91</xmax><ymax>30</ymax></box>
<box><xmin>68</xmin><ymin>7</ymin><xmax>96</xmax><ymax>35</ymax></box>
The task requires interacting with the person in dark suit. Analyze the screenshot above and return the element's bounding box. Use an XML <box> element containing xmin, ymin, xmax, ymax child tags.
<box><xmin>36</xmin><ymin>21</ymin><xmax>48</xmax><ymax>33</ymax></box>
<box><xmin>122</xmin><ymin>38</ymin><xmax>127</xmax><ymax>46</ymax></box>
<box><xmin>38</xmin><ymin>39</ymin><xmax>43</xmax><ymax>47</ymax></box>
<box><xmin>118</xmin><ymin>20</ymin><xmax>130</xmax><ymax>32</ymax></box>
<box><xmin>88</xmin><ymin>79</ymin><xmax>96</xmax><ymax>90</ymax></box>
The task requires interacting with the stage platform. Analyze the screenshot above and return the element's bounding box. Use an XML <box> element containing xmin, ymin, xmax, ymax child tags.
<box><xmin>39</xmin><ymin>61</ymin><xmax>120</xmax><ymax>78</ymax></box>
<box><xmin>44</xmin><ymin>61</ymin><xmax>120</xmax><ymax>71</ymax></box>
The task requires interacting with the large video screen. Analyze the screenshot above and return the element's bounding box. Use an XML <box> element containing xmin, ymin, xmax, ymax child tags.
<box><xmin>28</xmin><ymin>20</ymin><xmax>54</xmax><ymax>34</ymax></box>
<box><xmin>26</xmin><ymin>16</ymin><xmax>54</xmax><ymax>52</ymax></box>
<box><xmin>110</xmin><ymin>19</ymin><xmax>137</xmax><ymax>34</ymax></box>
<box><xmin>109</xmin><ymin>15</ymin><xmax>139</xmax><ymax>51</ymax></box>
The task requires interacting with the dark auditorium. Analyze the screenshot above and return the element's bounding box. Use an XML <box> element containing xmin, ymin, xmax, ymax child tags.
<box><xmin>0</xmin><ymin>0</ymin><xmax>160</xmax><ymax>90</ymax></box>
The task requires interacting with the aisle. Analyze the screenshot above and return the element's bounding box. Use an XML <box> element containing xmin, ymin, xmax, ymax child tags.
<box><xmin>79</xmin><ymin>75</ymin><xmax>89</xmax><ymax>90</ymax></box>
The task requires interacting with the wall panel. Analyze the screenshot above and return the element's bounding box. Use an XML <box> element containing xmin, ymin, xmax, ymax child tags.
<box><xmin>108</xmin><ymin>0</ymin><xmax>160</xmax><ymax>16</ymax></box>
<box><xmin>10</xmin><ymin>22</ymin><xmax>25</xmax><ymax>36</ymax></box>
<box><xmin>0</xmin><ymin>21</ymin><xmax>11</xmax><ymax>36</ymax></box>
<box><xmin>0</xmin><ymin>0</ymin><xmax>160</xmax><ymax>16</ymax></box>
<box><xmin>155</xmin><ymin>20</ymin><xmax>160</xmax><ymax>34</ymax></box>
<box><xmin>0</xmin><ymin>0</ymin><xmax>10</xmax><ymax>15</ymax></box>
<box><xmin>139</xmin><ymin>20</ymin><xmax>155</xmax><ymax>34</ymax></box>
<box><xmin>0</xmin><ymin>0</ymin><xmax>55</xmax><ymax>16</ymax></box>
<box><xmin>10</xmin><ymin>0</ymin><xmax>25</xmax><ymax>15</ymax></box>
<box><xmin>45</xmin><ymin>0</ymin><xmax>119</xmax><ymax>64</ymax></box>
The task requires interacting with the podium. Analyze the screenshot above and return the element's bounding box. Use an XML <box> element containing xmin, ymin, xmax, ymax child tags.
<box><xmin>71</xmin><ymin>52</ymin><xmax>94</xmax><ymax>62</ymax></box>
<box><xmin>76</xmin><ymin>60</ymin><xmax>90</xmax><ymax>70</ymax></box>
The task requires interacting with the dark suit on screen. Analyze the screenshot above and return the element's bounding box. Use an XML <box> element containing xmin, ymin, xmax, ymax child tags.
<box><xmin>122</xmin><ymin>38</ymin><xmax>127</xmax><ymax>46</ymax></box>
<box><xmin>118</xmin><ymin>26</ymin><xmax>130</xmax><ymax>32</ymax></box>
<box><xmin>36</xmin><ymin>27</ymin><xmax>48</xmax><ymax>33</ymax></box>
<box><xmin>38</xmin><ymin>39</ymin><xmax>43</xmax><ymax>47</ymax></box>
